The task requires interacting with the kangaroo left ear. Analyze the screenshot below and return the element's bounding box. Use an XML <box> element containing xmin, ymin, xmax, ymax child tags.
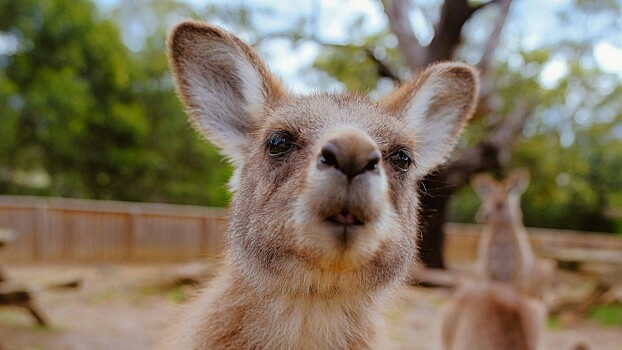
<box><xmin>380</xmin><ymin>62</ymin><xmax>479</xmax><ymax>177</ymax></box>
<box><xmin>167</xmin><ymin>21</ymin><xmax>285</xmax><ymax>168</ymax></box>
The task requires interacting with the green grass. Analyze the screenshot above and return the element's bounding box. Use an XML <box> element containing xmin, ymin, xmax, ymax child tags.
<box><xmin>168</xmin><ymin>285</ymin><xmax>186</xmax><ymax>304</ymax></box>
<box><xmin>134</xmin><ymin>284</ymin><xmax>160</xmax><ymax>298</ymax></box>
<box><xmin>90</xmin><ymin>285</ymin><xmax>122</xmax><ymax>303</ymax></box>
<box><xmin>547</xmin><ymin>315</ymin><xmax>562</xmax><ymax>330</ymax></box>
<box><xmin>590</xmin><ymin>303</ymin><xmax>622</xmax><ymax>326</ymax></box>
<box><xmin>430</xmin><ymin>296</ymin><xmax>446</xmax><ymax>307</ymax></box>
<box><xmin>0</xmin><ymin>310</ymin><xmax>63</xmax><ymax>334</ymax></box>
<box><xmin>0</xmin><ymin>310</ymin><xmax>26</xmax><ymax>327</ymax></box>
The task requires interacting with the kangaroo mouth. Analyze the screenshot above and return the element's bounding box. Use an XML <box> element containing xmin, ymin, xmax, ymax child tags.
<box><xmin>326</xmin><ymin>209</ymin><xmax>364</xmax><ymax>226</ymax></box>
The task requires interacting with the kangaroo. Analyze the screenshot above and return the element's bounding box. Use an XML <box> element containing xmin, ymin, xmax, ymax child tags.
<box><xmin>441</xmin><ymin>281</ymin><xmax>546</xmax><ymax>350</ymax></box>
<box><xmin>163</xmin><ymin>21</ymin><xmax>478</xmax><ymax>349</ymax></box>
<box><xmin>471</xmin><ymin>169</ymin><xmax>555</xmax><ymax>301</ymax></box>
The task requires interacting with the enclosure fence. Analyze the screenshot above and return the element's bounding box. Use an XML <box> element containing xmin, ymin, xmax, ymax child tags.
<box><xmin>0</xmin><ymin>196</ymin><xmax>227</xmax><ymax>263</ymax></box>
<box><xmin>0</xmin><ymin>195</ymin><xmax>621</xmax><ymax>264</ymax></box>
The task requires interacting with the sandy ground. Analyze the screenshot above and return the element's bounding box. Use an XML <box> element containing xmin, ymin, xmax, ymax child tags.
<box><xmin>0</xmin><ymin>264</ymin><xmax>620</xmax><ymax>350</ymax></box>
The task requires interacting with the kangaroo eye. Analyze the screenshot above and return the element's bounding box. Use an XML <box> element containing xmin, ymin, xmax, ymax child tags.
<box><xmin>267</xmin><ymin>132</ymin><xmax>295</xmax><ymax>157</ymax></box>
<box><xmin>388</xmin><ymin>149</ymin><xmax>412</xmax><ymax>172</ymax></box>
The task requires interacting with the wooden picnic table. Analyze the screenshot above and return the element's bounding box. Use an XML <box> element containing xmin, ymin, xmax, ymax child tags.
<box><xmin>0</xmin><ymin>227</ymin><xmax>49</xmax><ymax>325</ymax></box>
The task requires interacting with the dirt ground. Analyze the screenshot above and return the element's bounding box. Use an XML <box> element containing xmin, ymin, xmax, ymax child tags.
<box><xmin>0</xmin><ymin>264</ymin><xmax>620</xmax><ymax>350</ymax></box>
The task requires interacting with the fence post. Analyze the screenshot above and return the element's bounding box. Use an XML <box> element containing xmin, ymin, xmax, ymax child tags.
<box><xmin>34</xmin><ymin>200</ymin><xmax>48</xmax><ymax>262</ymax></box>
<box><xmin>201</xmin><ymin>215</ymin><xmax>209</xmax><ymax>258</ymax></box>
<box><xmin>128</xmin><ymin>206</ymin><xmax>141</xmax><ymax>261</ymax></box>
<box><xmin>62</xmin><ymin>208</ymin><xmax>73</xmax><ymax>261</ymax></box>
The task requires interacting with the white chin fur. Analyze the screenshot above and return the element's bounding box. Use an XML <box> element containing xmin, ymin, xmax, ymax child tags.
<box><xmin>291</xmin><ymin>166</ymin><xmax>396</xmax><ymax>271</ymax></box>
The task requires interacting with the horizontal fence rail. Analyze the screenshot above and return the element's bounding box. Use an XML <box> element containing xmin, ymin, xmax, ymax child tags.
<box><xmin>0</xmin><ymin>196</ymin><xmax>621</xmax><ymax>264</ymax></box>
<box><xmin>444</xmin><ymin>223</ymin><xmax>622</xmax><ymax>267</ymax></box>
<box><xmin>0</xmin><ymin>196</ymin><xmax>227</xmax><ymax>263</ymax></box>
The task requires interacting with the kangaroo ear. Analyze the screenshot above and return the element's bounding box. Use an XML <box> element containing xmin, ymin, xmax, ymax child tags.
<box><xmin>381</xmin><ymin>62</ymin><xmax>479</xmax><ymax>177</ymax></box>
<box><xmin>505</xmin><ymin>168</ymin><xmax>530</xmax><ymax>195</ymax></box>
<box><xmin>167</xmin><ymin>21</ymin><xmax>285</xmax><ymax>166</ymax></box>
<box><xmin>470</xmin><ymin>173</ymin><xmax>496</xmax><ymax>198</ymax></box>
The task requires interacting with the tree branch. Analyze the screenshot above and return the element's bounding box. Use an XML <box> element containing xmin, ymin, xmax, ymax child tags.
<box><xmin>425</xmin><ymin>0</ymin><xmax>476</xmax><ymax>64</ymax></box>
<box><xmin>364</xmin><ymin>48</ymin><xmax>402</xmax><ymax>83</ymax></box>
<box><xmin>383</xmin><ymin>0</ymin><xmax>499</xmax><ymax>70</ymax></box>
<box><xmin>478</xmin><ymin>0</ymin><xmax>513</xmax><ymax>99</ymax></box>
<box><xmin>446</xmin><ymin>103</ymin><xmax>535</xmax><ymax>186</ymax></box>
<box><xmin>487</xmin><ymin>103</ymin><xmax>534</xmax><ymax>164</ymax></box>
<box><xmin>321</xmin><ymin>43</ymin><xmax>403</xmax><ymax>82</ymax></box>
<box><xmin>382</xmin><ymin>0</ymin><xmax>427</xmax><ymax>69</ymax></box>
<box><xmin>472</xmin><ymin>0</ymin><xmax>503</xmax><ymax>12</ymax></box>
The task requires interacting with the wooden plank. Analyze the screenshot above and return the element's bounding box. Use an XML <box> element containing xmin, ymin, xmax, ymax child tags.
<box><xmin>0</xmin><ymin>195</ymin><xmax>225</xmax><ymax>217</ymax></box>
<box><xmin>34</xmin><ymin>202</ymin><xmax>48</xmax><ymax>262</ymax></box>
<box><xmin>0</xmin><ymin>272</ymin><xmax>81</xmax><ymax>294</ymax></box>
<box><xmin>539</xmin><ymin>247</ymin><xmax>622</xmax><ymax>265</ymax></box>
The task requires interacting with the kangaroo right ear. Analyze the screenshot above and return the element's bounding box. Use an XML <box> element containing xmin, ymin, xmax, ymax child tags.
<box><xmin>380</xmin><ymin>63</ymin><xmax>479</xmax><ymax>177</ymax></box>
<box><xmin>505</xmin><ymin>168</ymin><xmax>530</xmax><ymax>195</ymax></box>
<box><xmin>167</xmin><ymin>21</ymin><xmax>285</xmax><ymax>166</ymax></box>
<box><xmin>470</xmin><ymin>173</ymin><xmax>496</xmax><ymax>198</ymax></box>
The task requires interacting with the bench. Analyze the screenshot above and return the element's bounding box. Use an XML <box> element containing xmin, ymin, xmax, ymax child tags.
<box><xmin>0</xmin><ymin>228</ymin><xmax>81</xmax><ymax>327</ymax></box>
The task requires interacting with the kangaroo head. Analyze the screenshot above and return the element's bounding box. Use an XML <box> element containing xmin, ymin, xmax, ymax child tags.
<box><xmin>471</xmin><ymin>169</ymin><xmax>530</xmax><ymax>225</ymax></box>
<box><xmin>168</xmin><ymin>21</ymin><xmax>479</xmax><ymax>295</ymax></box>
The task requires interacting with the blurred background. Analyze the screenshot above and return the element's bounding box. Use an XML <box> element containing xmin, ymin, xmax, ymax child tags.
<box><xmin>0</xmin><ymin>0</ymin><xmax>621</xmax><ymax>349</ymax></box>
<box><xmin>1</xmin><ymin>0</ymin><xmax>621</xmax><ymax>232</ymax></box>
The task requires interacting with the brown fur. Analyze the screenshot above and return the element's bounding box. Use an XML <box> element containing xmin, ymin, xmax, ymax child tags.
<box><xmin>442</xmin><ymin>281</ymin><xmax>545</xmax><ymax>350</ymax></box>
<box><xmin>471</xmin><ymin>170</ymin><xmax>556</xmax><ymax>301</ymax></box>
<box><xmin>163</xmin><ymin>21</ymin><xmax>479</xmax><ymax>349</ymax></box>
<box><xmin>441</xmin><ymin>171</ymin><xmax>556</xmax><ymax>350</ymax></box>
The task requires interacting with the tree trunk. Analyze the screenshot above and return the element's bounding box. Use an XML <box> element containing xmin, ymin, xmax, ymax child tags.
<box><xmin>418</xmin><ymin>103</ymin><xmax>532</xmax><ymax>268</ymax></box>
<box><xmin>382</xmin><ymin>0</ymin><xmax>520</xmax><ymax>268</ymax></box>
<box><xmin>418</xmin><ymin>172</ymin><xmax>453</xmax><ymax>269</ymax></box>
<box><xmin>418</xmin><ymin>153</ymin><xmax>499</xmax><ymax>268</ymax></box>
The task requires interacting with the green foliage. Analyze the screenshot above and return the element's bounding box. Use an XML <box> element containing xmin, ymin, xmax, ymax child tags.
<box><xmin>515</xmin><ymin>124</ymin><xmax>622</xmax><ymax>232</ymax></box>
<box><xmin>546</xmin><ymin>315</ymin><xmax>563</xmax><ymax>330</ymax></box>
<box><xmin>590</xmin><ymin>303</ymin><xmax>622</xmax><ymax>326</ymax></box>
<box><xmin>314</xmin><ymin>45</ymin><xmax>380</xmax><ymax>92</ymax></box>
<box><xmin>168</xmin><ymin>285</ymin><xmax>186</xmax><ymax>304</ymax></box>
<box><xmin>0</xmin><ymin>0</ymin><xmax>231</xmax><ymax>206</ymax></box>
<box><xmin>448</xmin><ymin>48</ymin><xmax>622</xmax><ymax>233</ymax></box>
<box><xmin>449</xmin><ymin>122</ymin><xmax>622</xmax><ymax>232</ymax></box>
<box><xmin>313</xmin><ymin>31</ymin><xmax>406</xmax><ymax>93</ymax></box>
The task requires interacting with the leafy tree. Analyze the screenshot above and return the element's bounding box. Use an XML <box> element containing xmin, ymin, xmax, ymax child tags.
<box><xmin>1</xmin><ymin>0</ymin><xmax>145</xmax><ymax>199</ymax></box>
<box><xmin>108</xmin><ymin>0</ymin><xmax>233</xmax><ymax>205</ymax></box>
<box><xmin>0</xmin><ymin>0</ymin><xmax>231</xmax><ymax>205</ymax></box>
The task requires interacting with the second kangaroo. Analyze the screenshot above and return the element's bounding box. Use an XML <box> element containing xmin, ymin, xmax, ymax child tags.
<box><xmin>471</xmin><ymin>170</ymin><xmax>555</xmax><ymax>300</ymax></box>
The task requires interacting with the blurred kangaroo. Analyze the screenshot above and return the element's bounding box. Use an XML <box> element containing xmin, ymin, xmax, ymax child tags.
<box><xmin>162</xmin><ymin>21</ymin><xmax>478</xmax><ymax>349</ymax></box>
<box><xmin>442</xmin><ymin>281</ymin><xmax>546</xmax><ymax>350</ymax></box>
<box><xmin>471</xmin><ymin>169</ymin><xmax>555</xmax><ymax>301</ymax></box>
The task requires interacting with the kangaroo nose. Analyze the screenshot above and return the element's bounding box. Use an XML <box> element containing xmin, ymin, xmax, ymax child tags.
<box><xmin>318</xmin><ymin>131</ymin><xmax>381</xmax><ymax>181</ymax></box>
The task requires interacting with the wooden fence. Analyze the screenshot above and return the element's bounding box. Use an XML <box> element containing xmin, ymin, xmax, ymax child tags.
<box><xmin>444</xmin><ymin>223</ymin><xmax>622</xmax><ymax>267</ymax></box>
<box><xmin>0</xmin><ymin>195</ymin><xmax>621</xmax><ymax>264</ymax></box>
<box><xmin>0</xmin><ymin>196</ymin><xmax>227</xmax><ymax>263</ymax></box>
